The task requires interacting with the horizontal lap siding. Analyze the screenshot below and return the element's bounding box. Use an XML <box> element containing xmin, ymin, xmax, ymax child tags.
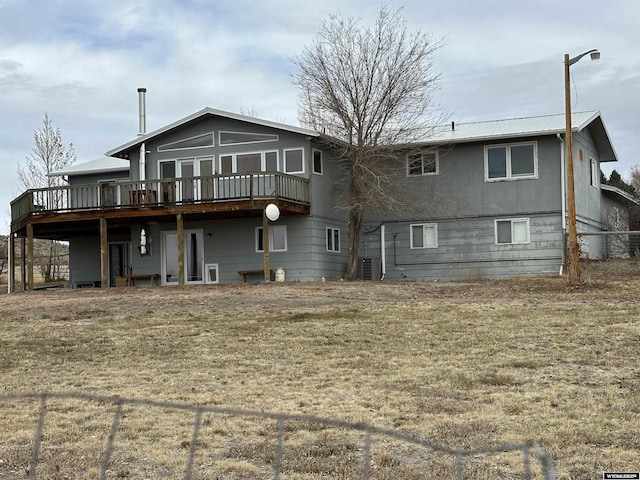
<box><xmin>364</xmin><ymin>214</ymin><xmax>563</xmax><ymax>281</ymax></box>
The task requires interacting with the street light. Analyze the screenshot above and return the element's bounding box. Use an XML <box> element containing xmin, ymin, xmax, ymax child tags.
<box><xmin>564</xmin><ymin>49</ymin><xmax>600</xmax><ymax>284</ymax></box>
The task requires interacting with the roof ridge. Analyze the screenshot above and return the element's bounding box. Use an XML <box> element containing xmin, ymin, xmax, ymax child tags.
<box><xmin>451</xmin><ymin>110</ymin><xmax>598</xmax><ymax>127</ymax></box>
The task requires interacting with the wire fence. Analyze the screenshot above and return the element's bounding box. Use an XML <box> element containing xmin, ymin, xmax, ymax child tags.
<box><xmin>0</xmin><ymin>392</ymin><xmax>555</xmax><ymax>479</ymax></box>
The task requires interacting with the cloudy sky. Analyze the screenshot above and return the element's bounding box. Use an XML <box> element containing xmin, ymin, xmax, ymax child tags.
<box><xmin>1</xmin><ymin>0</ymin><xmax>639</xmax><ymax>232</ymax></box>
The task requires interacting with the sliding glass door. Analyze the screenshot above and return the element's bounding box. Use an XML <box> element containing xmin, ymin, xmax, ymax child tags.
<box><xmin>162</xmin><ymin>229</ymin><xmax>204</xmax><ymax>285</ymax></box>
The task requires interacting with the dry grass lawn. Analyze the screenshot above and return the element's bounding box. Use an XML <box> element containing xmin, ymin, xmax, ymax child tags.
<box><xmin>0</xmin><ymin>260</ymin><xmax>639</xmax><ymax>479</ymax></box>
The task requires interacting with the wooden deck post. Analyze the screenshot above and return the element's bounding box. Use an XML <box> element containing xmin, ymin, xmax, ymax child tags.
<box><xmin>26</xmin><ymin>223</ymin><xmax>34</xmax><ymax>291</ymax></box>
<box><xmin>263</xmin><ymin>210</ymin><xmax>270</xmax><ymax>282</ymax></box>
<box><xmin>177</xmin><ymin>213</ymin><xmax>185</xmax><ymax>286</ymax></box>
<box><xmin>100</xmin><ymin>218</ymin><xmax>109</xmax><ymax>288</ymax></box>
<box><xmin>20</xmin><ymin>237</ymin><xmax>26</xmax><ymax>292</ymax></box>
<box><xmin>8</xmin><ymin>233</ymin><xmax>15</xmax><ymax>293</ymax></box>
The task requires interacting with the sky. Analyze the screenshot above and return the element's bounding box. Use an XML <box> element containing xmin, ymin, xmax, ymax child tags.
<box><xmin>1</xmin><ymin>0</ymin><xmax>639</xmax><ymax>233</ymax></box>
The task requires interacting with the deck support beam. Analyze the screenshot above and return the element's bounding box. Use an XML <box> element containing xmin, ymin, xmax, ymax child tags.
<box><xmin>8</xmin><ymin>234</ymin><xmax>15</xmax><ymax>293</ymax></box>
<box><xmin>20</xmin><ymin>237</ymin><xmax>26</xmax><ymax>292</ymax></box>
<box><xmin>177</xmin><ymin>213</ymin><xmax>184</xmax><ymax>286</ymax></box>
<box><xmin>100</xmin><ymin>218</ymin><xmax>109</xmax><ymax>289</ymax></box>
<box><xmin>26</xmin><ymin>223</ymin><xmax>33</xmax><ymax>291</ymax></box>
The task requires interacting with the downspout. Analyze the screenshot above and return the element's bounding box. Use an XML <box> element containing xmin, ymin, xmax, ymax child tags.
<box><xmin>138</xmin><ymin>88</ymin><xmax>147</xmax><ymax>182</ymax></box>
<box><xmin>380</xmin><ymin>224</ymin><xmax>386</xmax><ymax>280</ymax></box>
<box><xmin>557</xmin><ymin>133</ymin><xmax>566</xmax><ymax>275</ymax></box>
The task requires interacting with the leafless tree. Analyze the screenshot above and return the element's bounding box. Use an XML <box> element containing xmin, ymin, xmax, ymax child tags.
<box><xmin>292</xmin><ymin>5</ymin><xmax>444</xmax><ymax>279</ymax></box>
<box><xmin>17</xmin><ymin>112</ymin><xmax>75</xmax><ymax>282</ymax></box>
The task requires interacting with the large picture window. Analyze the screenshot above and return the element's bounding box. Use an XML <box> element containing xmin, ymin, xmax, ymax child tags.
<box><xmin>256</xmin><ymin>225</ymin><xmax>287</xmax><ymax>252</ymax></box>
<box><xmin>495</xmin><ymin>218</ymin><xmax>530</xmax><ymax>244</ymax></box>
<box><xmin>485</xmin><ymin>142</ymin><xmax>537</xmax><ymax>181</ymax></box>
<box><xmin>410</xmin><ymin>223</ymin><xmax>438</xmax><ymax>249</ymax></box>
<box><xmin>219</xmin><ymin>151</ymin><xmax>279</xmax><ymax>174</ymax></box>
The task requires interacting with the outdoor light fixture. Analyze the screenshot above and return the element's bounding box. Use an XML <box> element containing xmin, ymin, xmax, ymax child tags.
<box><xmin>564</xmin><ymin>48</ymin><xmax>600</xmax><ymax>284</ymax></box>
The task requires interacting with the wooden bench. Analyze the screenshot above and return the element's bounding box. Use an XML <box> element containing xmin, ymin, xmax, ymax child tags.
<box><xmin>126</xmin><ymin>273</ymin><xmax>160</xmax><ymax>286</ymax></box>
<box><xmin>238</xmin><ymin>269</ymin><xmax>273</xmax><ymax>283</ymax></box>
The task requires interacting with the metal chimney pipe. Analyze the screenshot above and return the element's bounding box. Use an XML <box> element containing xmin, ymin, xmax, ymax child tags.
<box><xmin>137</xmin><ymin>87</ymin><xmax>147</xmax><ymax>136</ymax></box>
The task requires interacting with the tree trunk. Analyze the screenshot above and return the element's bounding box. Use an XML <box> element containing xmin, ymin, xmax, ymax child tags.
<box><xmin>345</xmin><ymin>205</ymin><xmax>363</xmax><ymax>280</ymax></box>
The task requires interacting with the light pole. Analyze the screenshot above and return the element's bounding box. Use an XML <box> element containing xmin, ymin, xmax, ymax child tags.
<box><xmin>564</xmin><ymin>49</ymin><xmax>600</xmax><ymax>284</ymax></box>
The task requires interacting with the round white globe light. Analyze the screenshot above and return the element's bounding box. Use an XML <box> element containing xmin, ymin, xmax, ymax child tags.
<box><xmin>265</xmin><ymin>203</ymin><xmax>280</xmax><ymax>221</ymax></box>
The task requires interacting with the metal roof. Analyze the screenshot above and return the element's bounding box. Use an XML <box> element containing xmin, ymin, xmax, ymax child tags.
<box><xmin>423</xmin><ymin>110</ymin><xmax>617</xmax><ymax>162</ymax></box>
<box><xmin>49</xmin><ymin>157</ymin><xmax>130</xmax><ymax>177</ymax></box>
<box><xmin>106</xmin><ymin>107</ymin><xmax>319</xmax><ymax>158</ymax></box>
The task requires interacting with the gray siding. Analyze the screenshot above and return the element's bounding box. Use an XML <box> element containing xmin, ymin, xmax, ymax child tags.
<box><xmin>363</xmin><ymin>214</ymin><xmax>563</xmax><ymax>281</ymax></box>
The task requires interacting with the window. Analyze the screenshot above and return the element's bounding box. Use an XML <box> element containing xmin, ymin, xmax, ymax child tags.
<box><xmin>495</xmin><ymin>219</ymin><xmax>530</xmax><ymax>245</ymax></box>
<box><xmin>284</xmin><ymin>148</ymin><xmax>304</xmax><ymax>173</ymax></box>
<box><xmin>407</xmin><ymin>151</ymin><xmax>438</xmax><ymax>176</ymax></box>
<box><xmin>313</xmin><ymin>150</ymin><xmax>323</xmax><ymax>175</ymax></box>
<box><xmin>219</xmin><ymin>151</ymin><xmax>279</xmax><ymax>174</ymax></box>
<box><xmin>410</xmin><ymin>224</ymin><xmax>438</xmax><ymax>249</ymax></box>
<box><xmin>256</xmin><ymin>225</ymin><xmax>287</xmax><ymax>252</ymax></box>
<box><xmin>590</xmin><ymin>158</ymin><xmax>599</xmax><ymax>187</ymax></box>
<box><xmin>485</xmin><ymin>142</ymin><xmax>537</xmax><ymax>181</ymax></box>
<box><xmin>158</xmin><ymin>133</ymin><xmax>214</xmax><ymax>151</ymax></box>
<box><xmin>326</xmin><ymin>227</ymin><xmax>340</xmax><ymax>252</ymax></box>
<box><xmin>219</xmin><ymin>131</ymin><xmax>278</xmax><ymax>145</ymax></box>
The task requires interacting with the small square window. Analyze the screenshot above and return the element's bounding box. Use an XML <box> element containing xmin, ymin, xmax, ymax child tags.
<box><xmin>410</xmin><ymin>224</ymin><xmax>437</xmax><ymax>249</ymax></box>
<box><xmin>256</xmin><ymin>225</ymin><xmax>287</xmax><ymax>252</ymax></box>
<box><xmin>407</xmin><ymin>151</ymin><xmax>438</xmax><ymax>176</ymax></box>
<box><xmin>285</xmin><ymin>149</ymin><xmax>304</xmax><ymax>173</ymax></box>
<box><xmin>495</xmin><ymin>219</ymin><xmax>530</xmax><ymax>245</ymax></box>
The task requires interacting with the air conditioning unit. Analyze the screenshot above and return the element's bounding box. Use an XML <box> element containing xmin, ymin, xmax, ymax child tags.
<box><xmin>358</xmin><ymin>257</ymin><xmax>381</xmax><ymax>280</ymax></box>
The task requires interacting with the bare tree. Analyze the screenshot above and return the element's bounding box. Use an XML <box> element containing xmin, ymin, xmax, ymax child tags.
<box><xmin>17</xmin><ymin>112</ymin><xmax>76</xmax><ymax>282</ymax></box>
<box><xmin>292</xmin><ymin>6</ymin><xmax>443</xmax><ymax>279</ymax></box>
<box><xmin>629</xmin><ymin>164</ymin><xmax>640</xmax><ymax>193</ymax></box>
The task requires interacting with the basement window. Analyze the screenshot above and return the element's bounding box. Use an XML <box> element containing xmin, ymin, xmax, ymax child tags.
<box><xmin>495</xmin><ymin>218</ymin><xmax>530</xmax><ymax>245</ymax></box>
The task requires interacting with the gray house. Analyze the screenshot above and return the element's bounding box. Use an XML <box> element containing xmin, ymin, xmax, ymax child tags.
<box><xmin>8</xmin><ymin>99</ymin><xmax>632</xmax><ymax>288</ymax></box>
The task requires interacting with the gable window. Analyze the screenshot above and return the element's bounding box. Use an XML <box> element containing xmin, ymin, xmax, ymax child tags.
<box><xmin>313</xmin><ymin>150</ymin><xmax>323</xmax><ymax>175</ymax></box>
<box><xmin>158</xmin><ymin>133</ymin><xmax>214</xmax><ymax>151</ymax></box>
<box><xmin>256</xmin><ymin>225</ymin><xmax>287</xmax><ymax>252</ymax></box>
<box><xmin>219</xmin><ymin>131</ymin><xmax>278</xmax><ymax>145</ymax></box>
<box><xmin>410</xmin><ymin>223</ymin><xmax>438</xmax><ymax>249</ymax></box>
<box><xmin>590</xmin><ymin>158</ymin><xmax>599</xmax><ymax>187</ymax></box>
<box><xmin>485</xmin><ymin>142</ymin><xmax>537</xmax><ymax>181</ymax></box>
<box><xmin>326</xmin><ymin>227</ymin><xmax>340</xmax><ymax>252</ymax></box>
<box><xmin>284</xmin><ymin>149</ymin><xmax>304</xmax><ymax>173</ymax></box>
<box><xmin>407</xmin><ymin>151</ymin><xmax>438</xmax><ymax>176</ymax></box>
<box><xmin>495</xmin><ymin>218</ymin><xmax>530</xmax><ymax>244</ymax></box>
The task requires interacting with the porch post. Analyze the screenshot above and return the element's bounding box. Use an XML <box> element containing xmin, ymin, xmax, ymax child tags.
<box><xmin>263</xmin><ymin>211</ymin><xmax>270</xmax><ymax>282</ymax></box>
<box><xmin>20</xmin><ymin>236</ymin><xmax>26</xmax><ymax>292</ymax></box>
<box><xmin>177</xmin><ymin>213</ymin><xmax>185</xmax><ymax>285</ymax></box>
<box><xmin>26</xmin><ymin>223</ymin><xmax>34</xmax><ymax>291</ymax></box>
<box><xmin>8</xmin><ymin>233</ymin><xmax>15</xmax><ymax>293</ymax></box>
<box><xmin>100</xmin><ymin>218</ymin><xmax>109</xmax><ymax>288</ymax></box>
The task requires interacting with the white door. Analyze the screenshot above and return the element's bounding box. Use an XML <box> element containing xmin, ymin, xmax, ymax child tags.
<box><xmin>162</xmin><ymin>229</ymin><xmax>204</xmax><ymax>285</ymax></box>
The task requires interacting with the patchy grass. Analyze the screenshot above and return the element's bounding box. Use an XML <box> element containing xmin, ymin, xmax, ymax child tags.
<box><xmin>0</xmin><ymin>263</ymin><xmax>639</xmax><ymax>478</ymax></box>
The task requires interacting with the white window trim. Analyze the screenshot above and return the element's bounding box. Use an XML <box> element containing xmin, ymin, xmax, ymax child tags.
<box><xmin>326</xmin><ymin>227</ymin><xmax>340</xmax><ymax>253</ymax></box>
<box><xmin>313</xmin><ymin>149</ymin><xmax>323</xmax><ymax>175</ymax></box>
<box><xmin>494</xmin><ymin>218</ymin><xmax>531</xmax><ymax>245</ymax></box>
<box><xmin>284</xmin><ymin>148</ymin><xmax>305</xmax><ymax>174</ymax></box>
<box><xmin>406</xmin><ymin>151</ymin><xmax>439</xmax><ymax>176</ymax></box>
<box><xmin>219</xmin><ymin>150</ymin><xmax>279</xmax><ymax>174</ymax></box>
<box><xmin>410</xmin><ymin>223</ymin><xmax>438</xmax><ymax>249</ymax></box>
<box><xmin>157</xmin><ymin>132</ymin><xmax>214</xmax><ymax>152</ymax></box>
<box><xmin>158</xmin><ymin>156</ymin><xmax>214</xmax><ymax>177</ymax></box>
<box><xmin>590</xmin><ymin>157</ymin><xmax>599</xmax><ymax>188</ymax></box>
<box><xmin>484</xmin><ymin>142</ymin><xmax>538</xmax><ymax>182</ymax></box>
<box><xmin>218</xmin><ymin>131</ymin><xmax>279</xmax><ymax>146</ymax></box>
<box><xmin>205</xmin><ymin>263</ymin><xmax>219</xmax><ymax>284</ymax></box>
<box><xmin>256</xmin><ymin>225</ymin><xmax>288</xmax><ymax>252</ymax></box>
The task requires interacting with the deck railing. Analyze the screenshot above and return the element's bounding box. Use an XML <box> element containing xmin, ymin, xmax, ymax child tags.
<box><xmin>10</xmin><ymin>173</ymin><xmax>310</xmax><ymax>222</ymax></box>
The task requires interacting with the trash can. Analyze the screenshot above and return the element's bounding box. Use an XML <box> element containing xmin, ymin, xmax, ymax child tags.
<box><xmin>275</xmin><ymin>267</ymin><xmax>285</xmax><ymax>282</ymax></box>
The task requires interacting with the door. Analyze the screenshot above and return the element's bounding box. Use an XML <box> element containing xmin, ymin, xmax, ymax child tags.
<box><xmin>162</xmin><ymin>230</ymin><xmax>204</xmax><ymax>285</ymax></box>
<box><xmin>178</xmin><ymin>160</ymin><xmax>196</xmax><ymax>202</ymax></box>
<box><xmin>109</xmin><ymin>243</ymin><xmax>129</xmax><ymax>287</ymax></box>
